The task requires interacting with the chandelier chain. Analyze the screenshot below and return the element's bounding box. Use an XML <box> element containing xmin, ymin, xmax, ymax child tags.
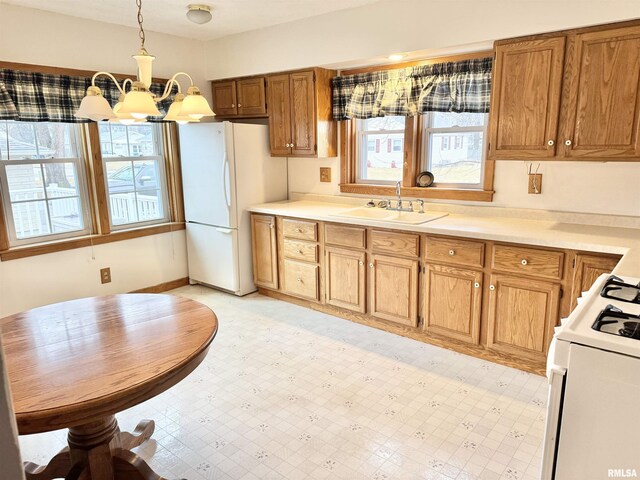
<box><xmin>136</xmin><ymin>0</ymin><xmax>146</xmax><ymax>49</ymax></box>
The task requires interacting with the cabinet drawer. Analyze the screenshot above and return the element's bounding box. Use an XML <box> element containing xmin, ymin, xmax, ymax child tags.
<box><xmin>283</xmin><ymin>260</ymin><xmax>319</xmax><ymax>301</ymax></box>
<box><xmin>492</xmin><ymin>244</ymin><xmax>564</xmax><ymax>280</ymax></box>
<box><xmin>426</xmin><ymin>236</ymin><xmax>484</xmax><ymax>268</ymax></box>
<box><xmin>283</xmin><ymin>219</ymin><xmax>318</xmax><ymax>241</ymax></box>
<box><xmin>283</xmin><ymin>239</ymin><xmax>318</xmax><ymax>263</ymax></box>
<box><xmin>325</xmin><ymin>224</ymin><xmax>366</xmax><ymax>249</ymax></box>
<box><xmin>371</xmin><ymin>230</ymin><xmax>419</xmax><ymax>257</ymax></box>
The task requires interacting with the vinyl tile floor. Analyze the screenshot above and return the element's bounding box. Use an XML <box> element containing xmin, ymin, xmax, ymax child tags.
<box><xmin>19</xmin><ymin>286</ymin><xmax>548</xmax><ymax>480</ymax></box>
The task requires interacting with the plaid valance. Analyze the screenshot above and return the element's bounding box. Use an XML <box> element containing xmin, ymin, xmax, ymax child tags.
<box><xmin>331</xmin><ymin>57</ymin><xmax>492</xmax><ymax>120</ymax></box>
<box><xmin>0</xmin><ymin>69</ymin><xmax>177</xmax><ymax>123</ymax></box>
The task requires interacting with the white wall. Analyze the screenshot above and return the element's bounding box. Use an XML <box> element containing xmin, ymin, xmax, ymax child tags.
<box><xmin>0</xmin><ymin>3</ymin><xmax>210</xmax><ymax>103</ymax></box>
<box><xmin>204</xmin><ymin>0</ymin><xmax>640</xmax><ymax>216</ymax></box>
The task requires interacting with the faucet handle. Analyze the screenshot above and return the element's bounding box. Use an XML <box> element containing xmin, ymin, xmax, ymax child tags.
<box><xmin>417</xmin><ymin>199</ymin><xmax>425</xmax><ymax>213</ymax></box>
<box><xmin>408</xmin><ymin>200</ymin><xmax>413</xmax><ymax>211</ymax></box>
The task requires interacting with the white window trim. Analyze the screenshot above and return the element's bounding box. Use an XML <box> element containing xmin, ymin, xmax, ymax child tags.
<box><xmin>355</xmin><ymin>119</ymin><xmax>405</xmax><ymax>185</ymax></box>
<box><xmin>421</xmin><ymin>112</ymin><xmax>489</xmax><ymax>190</ymax></box>
<box><xmin>0</xmin><ymin>124</ymin><xmax>91</xmax><ymax>247</ymax></box>
<box><xmin>101</xmin><ymin>123</ymin><xmax>170</xmax><ymax>230</ymax></box>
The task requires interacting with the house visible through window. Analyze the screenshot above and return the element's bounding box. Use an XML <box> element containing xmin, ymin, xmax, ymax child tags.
<box><xmin>98</xmin><ymin>123</ymin><xmax>169</xmax><ymax>228</ymax></box>
<box><xmin>421</xmin><ymin>112</ymin><xmax>488</xmax><ymax>188</ymax></box>
<box><xmin>0</xmin><ymin>121</ymin><xmax>91</xmax><ymax>245</ymax></box>
<box><xmin>355</xmin><ymin>116</ymin><xmax>405</xmax><ymax>184</ymax></box>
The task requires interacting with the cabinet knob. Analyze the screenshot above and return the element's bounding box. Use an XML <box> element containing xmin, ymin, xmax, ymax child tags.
<box><xmin>521</xmin><ymin>259</ymin><xmax>528</xmax><ymax>266</ymax></box>
<box><xmin>231</xmin><ymin>103</ymin><xmax>235</xmax><ymax>108</ymax></box>
<box><xmin>448</xmin><ymin>250</ymin><xmax>455</xmax><ymax>256</ymax></box>
<box><xmin>565</xmin><ymin>139</ymin><xmax>572</xmax><ymax>146</ymax></box>
<box><xmin>297</xmin><ymin>228</ymin><xmax>303</xmax><ymax>233</ymax></box>
<box><xmin>547</xmin><ymin>140</ymin><xmax>554</xmax><ymax>146</ymax></box>
<box><xmin>298</xmin><ymin>250</ymin><xmax>304</xmax><ymax>255</ymax></box>
<box><xmin>238</xmin><ymin>103</ymin><xmax>242</xmax><ymax>107</ymax></box>
<box><xmin>489</xmin><ymin>285</ymin><xmax>495</xmax><ymax>291</ymax></box>
<box><xmin>359</xmin><ymin>261</ymin><xmax>364</xmax><ymax>266</ymax></box>
<box><xmin>269</xmin><ymin>223</ymin><xmax>274</xmax><ymax>229</ymax></box>
<box><xmin>474</xmin><ymin>282</ymin><xmax>480</xmax><ymax>288</ymax></box>
<box><xmin>297</xmin><ymin>278</ymin><xmax>302</xmax><ymax>283</ymax></box>
<box><xmin>369</xmin><ymin>262</ymin><xmax>374</xmax><ymax>268</ymax></box>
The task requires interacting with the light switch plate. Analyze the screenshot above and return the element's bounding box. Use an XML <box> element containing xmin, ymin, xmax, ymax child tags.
<box><xmin>528</xmin><ymin>174</ymin><xmax>542</xmax><ymax>194</ymax></box>
<box><xmin>320</xmin><ymin>167</ymin><xmax>332</xmax><ymax>183</ymax></box>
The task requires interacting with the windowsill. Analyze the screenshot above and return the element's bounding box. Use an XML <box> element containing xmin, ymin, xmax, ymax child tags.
<box><xmin>339</xmin><ymin>183</ymin><xmax>494</xmax><ymax>202</ymax></box>
<box><xmin>0</xmin><ymin>222</ymin><xmax>186</xmax><ymax>261</ymax></box>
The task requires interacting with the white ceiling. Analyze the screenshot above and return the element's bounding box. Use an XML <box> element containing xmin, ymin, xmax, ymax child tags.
<box><xmin>2</xmin><ymin>0</ymin><xmax>383</xmax><ymax>40</ymax></box>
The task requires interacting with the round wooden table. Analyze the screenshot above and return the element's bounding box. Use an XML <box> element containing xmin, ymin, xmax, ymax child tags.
<box><xmin>0</xmin><ymin>294</ymin><xmax>218</xmax><ymax>480</ymax></box>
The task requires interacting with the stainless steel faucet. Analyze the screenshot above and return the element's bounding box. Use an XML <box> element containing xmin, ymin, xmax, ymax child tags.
<box><xmin>386</xmin><ymin>181</ymin><xmax>413</xmax><ymax>212</ymax></box>
<box><xmin>395</xmin><ymin>181</ymin><xmax>402</xmax><ymax>209</ymax></box>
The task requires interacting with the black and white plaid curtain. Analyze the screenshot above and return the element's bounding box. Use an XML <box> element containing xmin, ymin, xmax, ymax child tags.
<box><xmin>0</xmin><ymin>69</ymin><xmax>177</xmax><ymax>123</ymax></box>
<box><xmin>331</xmin><ymin>57</ymin><xmax>492</xmax><ymax>120</ymax></box>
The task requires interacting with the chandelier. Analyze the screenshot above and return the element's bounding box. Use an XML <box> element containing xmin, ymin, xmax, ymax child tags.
<box><xmin>75</xmin><ymin>0</ymin><xmax>215</xmax><ymax>125</ymax></box>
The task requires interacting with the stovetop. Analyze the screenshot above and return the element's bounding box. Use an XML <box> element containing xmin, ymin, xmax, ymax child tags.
<box><xmin>592</xmin><ymin>304</ymin><xmax>640</xmax><ymax>340</ymax></box>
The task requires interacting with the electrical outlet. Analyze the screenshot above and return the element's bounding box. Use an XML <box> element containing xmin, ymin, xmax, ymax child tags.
<box><xmin>528</xmin><ymin>174</ymin><xmax>542</xmax><ymax>194</ymax></box>
<box><xmin>319</xmin><ymin>167</ymin><xmax>332</xmax><ymax>183</ymax></box>
<box><xmin>100</xmin><ymin>267</ymin><xmax>111</xmax><ymax>284</ymax></box>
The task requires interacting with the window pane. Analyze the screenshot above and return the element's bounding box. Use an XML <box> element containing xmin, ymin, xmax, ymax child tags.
<box><xmin>0</xmin><ymin>121</ymin><xmax>8</xmax><ymax>160</ymax></box>
<box><xmin>362</xmin><ymin>116</ymin><xmax>405</xmax><ymax>131</ymax></box>
<box><xmin>44</xmin><ymin>163</ymin><xmax>79</xmax><ymax>198</ymax></box>
<box><xmin>12</xmin><ymin>201</ymin><xmax>51</xmax><ymax>239</ymax></box>
<box><xmin>6</xmin><ymin>164</ymin><xmax>45</xmax><ymax>202</ymax></box>
<box><xmin>106</xmin><ymin>160</ymin><xmax>135</xmax><ymax>191</ymax></box>
<box><xmin>136</xmin><ymin>190</ymin><xmax>163</xmax><ymax>221</ymax></box>
<box><xmin>127</xmin><ymin>124</ymin><xmax>156</xmax><ymax>157</ymax></box>
<box><xmin>360</xmin><ymin>132</ymin><xmax>404</xmax><ymax>182</ymax></box>
<box><xmin>428</xmin><ymin>131</ymin><xmax>484</xmax><ymax>184</ymax></box>
<box><xmin>431</xmin><ymin>112</ymin><xmax>486</xmax><ymax>128</ymax></box>
<box><xmin>110</xmin><ymin>192</ymin><xmax>139</xmax><ymax>225</ymax></box>
<box><xmin>49</xmin><ymin>197</ymin><xmax>84</xmax><ymax>233</ymax></box>
<box><xmin>98</xmin><ymin>123</ymin><xmax>158</xmax><ymax>157</ymax></box>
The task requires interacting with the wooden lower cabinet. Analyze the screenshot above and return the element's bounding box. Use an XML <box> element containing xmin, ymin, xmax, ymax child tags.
<box><xmin>251</xmin><ymin>214</ymin><xmax>278</xmax><ymax>289</ymax></box>
<box><xmin>486</xmin><ymin>273</ymin><xmax>560</xmax><ymax>362</ymax></box>
<box><xmin>282</xmin><ymin>259</ymin><xmax>319</xmax><ymax>301</ymax></box>
<box><xmin>369</xmin><ymin>254</ymin><xmax>419</xmax><ymax>327</ymax></box>
<box><xmin>424</xmin><ymin>264</ymin><xmax>482</xmax><ymax>344</ymax></box>
<box><xmin>325</xmin><ymin>247</ymin><xmax>366</xmax><ymax>313</ymax></box>
<box><xmin>570</xmin><ymin>253</ymin><xmax>621</xmax><ymax>311</ymax></box>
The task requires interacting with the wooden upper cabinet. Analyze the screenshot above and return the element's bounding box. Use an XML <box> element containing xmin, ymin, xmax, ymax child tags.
<box><xmin>267</xmin><ymin>73</ymin><xmax>293</xmax><ymax>156</ymax></box>
<box><xmin>569</xmin><ymin>253</ymin><xmax>621</xmax><ymax>311</ymax></box>
<box><xmin>290</xmin><ymin>71</ymin><xmax>316</xmax><ymax>156</ymax></box>
<box><xmin>560</xmin><ymin>25</ymin><xmax>640</xmax><ymax>159</ymax></box>
<box><xmin>211</xmin><ymin>77</ymin><xmax>267</xmax><ymax>118</ymax></box>
<box><xmin>237</xmin><ymin>78</ymin><xmax>267</xmax><ymax>116</ymax></box>
<box><xmin>489</xmin><ymin>37</ymin><xmax>566</xmax><ymax>159</ymax></box>
<box><xmin>266</xmin><ymin>68</ymin><xmax>337</xmax><ymax>158</ymax></box>
<box><xmin>250</xmin><ymin>214</ymin><xmax>279</xmax><ymax>290</ymax></box>
<box><xmin>211</xmin><ymin>80</ymin><xmax>237</xmax><ymax>117</ymax></box>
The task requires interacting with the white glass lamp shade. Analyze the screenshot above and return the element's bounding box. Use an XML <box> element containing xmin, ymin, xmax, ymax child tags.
<box><xmin>75</xmin><ymin>87</ymin><xmax>116</xmax><ymax>121</ymax></box>
<box><xmin>118</xmin><ymin>89</ymin><xmax>161</xmax><ymax>119</ymax></box>
<box><xmin>181</xmin><ymin>86</ymin><xmax>215</xmax><ymax>119</ymax></box>
<box><xmin>186</xmin><ymin>5</ymin><xmax>212</xmax><ymax>24</ymax></box>
<box><xmin>164</xmin><ymin>94</ymin><xmax>199</xmax><ymax>124</ymax></box>
<box><xmin>112</xmin><ymin>101</ymin><xmax>137</xmax><ymax>125</ymax></box>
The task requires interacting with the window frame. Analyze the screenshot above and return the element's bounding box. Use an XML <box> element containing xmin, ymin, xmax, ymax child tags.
<box><xmin>420</xmin><ymin>112</ymin><xmax>489</xmax><ymax>190</ymax></box>
<box><xmin>338</xmin><ymin>51</ymin><xmax>495</xmax><ymax>202</ymax></box>
<box><xmin>0</xmin><ymin>121</ymin><xmax>93</xmax><ymax>246</ymax></box>
<box><xmin>99</xmin><ymin>122</ymin><xmax>171</xmax><ymax>230</ymax></box>
<box><xmin>355</xmin><ymin>117</ymin><xmax>406</xmax><ymax>185</ymax></box>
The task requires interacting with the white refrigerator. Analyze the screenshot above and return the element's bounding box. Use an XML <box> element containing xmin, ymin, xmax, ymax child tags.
<box><xmin>179</xmin><ymin>122</ymin><xmax>287</xmax><ymax>295</ymax></box>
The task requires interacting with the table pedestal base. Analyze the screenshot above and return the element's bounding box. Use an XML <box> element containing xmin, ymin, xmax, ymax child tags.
<box><xmin>24</xmin><ymin>416</ymin><xmax>172</xmax><ymax>480</ymax></box>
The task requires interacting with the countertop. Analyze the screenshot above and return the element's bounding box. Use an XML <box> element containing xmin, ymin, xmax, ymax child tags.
<box><xmin>248</xmin><ymin>200</ymin><xmax>640</xmax><ymax>276</ymax></box>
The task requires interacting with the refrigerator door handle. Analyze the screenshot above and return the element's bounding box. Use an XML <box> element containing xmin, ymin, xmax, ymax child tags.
<box><xmin>215</xmin><ymin>227</ymin><xmax>233</xmax><ymax>234</ymax></box>
<box><xmin>222</xmin><ymin>151</ymin><xmax>231</xmax><ymax>208</ymax></box>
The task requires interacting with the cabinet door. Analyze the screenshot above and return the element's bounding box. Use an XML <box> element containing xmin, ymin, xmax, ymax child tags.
<box><xmin>267</xmin><ymin>74</ymin><xmax>292</xmax><ymax>156</ymax></box>
<box><xmin>290</xmin><ymin>71</ymin><xmax>316</xmax><ymax>156</ymax></box>
<box><xmin>424</xmin><ymin>264</ymin><xmax>482</xmax><ymax>344</ymax></box>
<box><xmin>561</xmin><ymin>25</ymin><xmax>640</xmax><ymax>158</ymax></box>
<box><xmin>489</xmin><ymin>37</ymin><xmax>565</xmax><ymax>159</ymax></box>
<box><xmin>486</xmin><ymin>274</ymin><xmax>560</xmax><ymax>362</ymax></box>
<box><xmin>237</xmin><ymin>77</ymin><xmax>267</xmax><ymax>116</ymax></box>
<box><xmin>325</xmin><ymin>247</ymin><xmax>366</xmax><ymax>313</ymax></box>
<box><xmin>369</xmin><ymin>254</ymin><xmax>419</xmax><ymax>327</ymax></box>
<box><xmin>211</xmin><ymin>80</ymin><xmax>237</xmax><ymax>116</ymax></box>
<box><xmin>251</xmin><ymin>214</ymin><xmax>278</xmax><ymax>289</ymax></box>
<box><xmin>570</xmin><ymin>253</ymin><xmax>620</xmax><ymax>311</ymax></box>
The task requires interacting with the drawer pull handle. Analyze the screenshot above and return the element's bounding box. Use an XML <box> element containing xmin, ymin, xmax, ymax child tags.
<box><xmin>521</xmin><ymin>259</ymin><xmax>528</xmax><ymax>266</ymax></box>
<box><xmin>449</xmin><ymin>250</ymin><xmax>455</xmax><ymax>256</ymax></box>
<box><xmin>474</xmin><ymin>282</ymin><xmax>480</xmax><ymax>288</ymax></box>
<box><xmin>489</xmin><ymin>285</ymin><xmax>495</xmax><ymax>291</ymax></box>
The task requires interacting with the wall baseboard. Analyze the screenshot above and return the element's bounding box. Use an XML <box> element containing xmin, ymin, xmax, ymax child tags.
<box><xmin>131</xmin><ymin>277</ymin><xmax>189</xmax><ymax>294</ymax></box>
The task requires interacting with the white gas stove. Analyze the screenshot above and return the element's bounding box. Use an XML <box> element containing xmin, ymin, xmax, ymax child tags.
<box><xmin>541</xmin><ymin>274</ymin><xmax>640</xmax><ymax>480</ymax></box>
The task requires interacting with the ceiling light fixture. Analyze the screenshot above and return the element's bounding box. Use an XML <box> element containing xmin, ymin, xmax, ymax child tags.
<box><xmin>76</xmin><ymin>0</ymin><xmax>215</xmax><ymax>123</ymax></box>
<box><xmin>388</xmin><ymin>54</ymin><xmax>407</xmax><ymax>61</ymax></box>
<box><xmin>186</xmin><ymin>4</ymin><xmax>213</xmax><ymax>24</ymax></box>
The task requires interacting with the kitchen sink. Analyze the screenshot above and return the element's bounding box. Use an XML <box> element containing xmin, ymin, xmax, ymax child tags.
<box><xmin>330</xmin><ymin>207</ymin><xmax>448</xmax><ymax>225</ymax></box>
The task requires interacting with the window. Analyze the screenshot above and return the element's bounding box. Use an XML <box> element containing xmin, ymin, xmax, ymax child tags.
<box><xmin>0</xmin><ymin>121</ymin><xmax>91</xmax><ymax>245</ymax></box>
<box><xmin>355</xmin><ymin>116</ymin><xmax>405</xmax><ymax>184</ymax></box>
<box><xmin>98</xmin><ymin>123</ymin><xmax>169</xmax><ymax>229</ymax></box>
<box><xmin>421</xmin><ymin>112</ymin><xmax>488</xmax><ymax>188</ymax></box>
